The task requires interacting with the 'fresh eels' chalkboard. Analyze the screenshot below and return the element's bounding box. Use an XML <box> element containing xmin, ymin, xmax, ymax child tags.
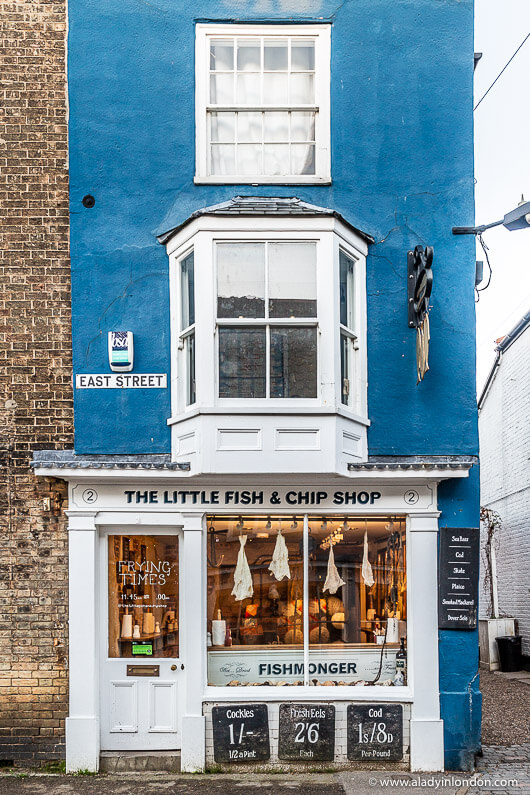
<box><xmin>278</xmin><ymin>704</ymin><xmax>335</xmax><ymax>761</ymax></box>
<box><xmin>438</xmin><ymin>527</ymin><xmax>479</xmax><ymax>629</ymax></box>
<box><xmin>212</xmin><ymin>704</ymin><xmax>270</xmax><ymax>763</ymax></box>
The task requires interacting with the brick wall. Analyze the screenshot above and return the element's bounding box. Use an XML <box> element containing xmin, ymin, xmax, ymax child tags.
<box><xmin>479</xmin><ymin>327</ymin><xmax>530</xmax><ymax>655</ymax></box>
<box><xmin>0</xmin><ymin>0</ymin><xmax>72</xmax><ymax>766</ymax></box>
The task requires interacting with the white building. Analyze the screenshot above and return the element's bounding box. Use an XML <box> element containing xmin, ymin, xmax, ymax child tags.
<box><xmin>478</xmin><ymin>311</ymin><xmax>530</xmax><ymax>658</ymax></box>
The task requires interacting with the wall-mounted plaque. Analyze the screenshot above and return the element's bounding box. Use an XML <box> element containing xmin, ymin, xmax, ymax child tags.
<box><xmin>438</xmin><ymin>527</ymin><xmax>479</xmax><ymax>630</ymax></box>
<box><xmin>212</xmin><ymin>704</ymin><xmax>270</xmax><ymax>763</ymax></box>
<box><xmin>347</xmin><ymin>704</ymin><xmax>403</xmax><ymax>761</ymax></box>
<box><xmin>278</xmin><ymin>704</ymin><xmax>335</xmax><ymax>761</ymax></box>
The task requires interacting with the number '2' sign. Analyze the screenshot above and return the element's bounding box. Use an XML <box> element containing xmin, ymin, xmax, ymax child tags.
<box><xmin>279</xmin><ymin>704</ymin><xmax>335</xmax><ymax>761</ymax></box>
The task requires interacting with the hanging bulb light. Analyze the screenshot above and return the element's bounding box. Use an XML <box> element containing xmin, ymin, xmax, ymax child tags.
<box><xmin>342</xmin><ymin>518</ymin><xmax>349</xmax><ymax>533</ymax></box>
<box><xmin>265</xmin><ymin>517</ymin><xmax>272</xmax><ymax>531</ymax></box>
<box><xmin>290</xmin><ymin>518</ymin><xmax>298</xmax><ymax>530</ymax></box>
<box><xmin>235</xmin><ymin>516</ymin><xmax>244</xmax><ymax>531</ymax></box>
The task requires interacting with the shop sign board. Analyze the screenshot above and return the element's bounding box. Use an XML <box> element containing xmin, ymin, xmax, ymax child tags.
<box><xmin>347</xmin><ymin>704</ymin><xmax>403</xmax><ymax>761</ymax></box>
<box><xmin>207</xmin><ymin>648</ymin><xmax>398</xmax><ymax>686</ymax></box>
<box><xmin>278</xmin><ymin>704</ymin><xmax>335</xmax><ymax>761</ymax></box>
<box><xmin>438</xmin><ymin>527</ymin><xmax>479</xmax><ymax>629</ymax></box>
<box><xmin>212</xmin><ymin>704</ymin><xmax>270</xmax><ymax>763</ymax></box>
<box><xmin>72</xmin><ymin>483</ymin><xmax>434</xmax><ymax>513</ymax></box>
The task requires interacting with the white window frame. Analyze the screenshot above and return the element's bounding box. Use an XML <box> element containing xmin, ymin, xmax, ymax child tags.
<box><xmin>195</xmin><ymin>23</ymin><xmax>331</xmax><ymax>184</ymax></box>
<box><xmin>167</xmin><ymin>215</ymin><xmax>368</xmax><ymax>422</ymax></box>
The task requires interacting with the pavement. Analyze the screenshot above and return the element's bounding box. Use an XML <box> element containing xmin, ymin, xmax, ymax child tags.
<box><xmin>1</xmin><ymin>745</ymin><xmax>529</xmax><ymax>795</ymax></box>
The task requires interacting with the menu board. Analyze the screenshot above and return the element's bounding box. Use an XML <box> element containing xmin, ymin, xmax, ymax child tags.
<box><xmin>347</xmin><ymin>704</ymin><xmax>403</xmax><ymax>761</ymax></box>
<box><xmin>278</xmin><ymin>704</ymin><xmax>335</xmax><ymax>761</ymax></box>
<box><xmin>212</xmin><ymin>704</ymin><xmax>270</xmax><ymax>763</ymax></box>
<box><xmin>438</xmin><ymin>527</ymin><xmax>479</xmax><ymax>630</ymax></box>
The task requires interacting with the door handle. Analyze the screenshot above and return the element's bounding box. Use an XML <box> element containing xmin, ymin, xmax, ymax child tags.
<box><xmin>171</xmin><ymin>665</ymin><xmax>177</xmax><ymax>671</ymax></box>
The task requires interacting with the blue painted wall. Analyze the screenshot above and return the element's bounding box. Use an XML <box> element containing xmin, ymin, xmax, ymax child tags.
<box><xmin>68</xmin><ymin>0</ymin><xmax>480</xmax><ymax>769</ymax></box>
<box><xmin>69</xmin><ymin>0</ymin><xmax>477</xmax><ymax>457</ymax></box>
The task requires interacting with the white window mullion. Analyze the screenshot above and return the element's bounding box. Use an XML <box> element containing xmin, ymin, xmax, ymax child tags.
<box><xmin>303</xmin><ymin>513</ymin><xmax>309</xmax><ymax>686</ymax></box>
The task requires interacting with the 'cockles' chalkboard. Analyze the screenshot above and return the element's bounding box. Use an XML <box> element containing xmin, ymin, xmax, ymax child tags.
<box><xmin>438</xmin><ymin>527</ymin><xmax>479</xmax><ymax>630</ymax></box>
<box><xmin>347</xmin><ymin>704</ymin><xmax>403</xmax><ymax>761</ymax></box>
<box><xmin>278</xmin><ymin>704</ymin><xmax>335</xmax><ymax>761</ymax></box>
<box><xmin>212</xmin><ymin>704</ymin><xmax>270</xmax><ymax>763</ymax></box>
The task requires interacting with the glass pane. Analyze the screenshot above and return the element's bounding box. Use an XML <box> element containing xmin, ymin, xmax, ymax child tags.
<box><xmin>207</xmin><ymin>516</ymin><xmax>304</xmax><ymax>686</ymax></box>
<box><xmin>219</xmin><ymin>327</ymin><xmax>266</xmax><ymax>398</ymax></box>
<box><xmin>108</xmin><ymin>535</ymin><xmax>179</xmax><ymax>659</ymax></box>
<box><xmin>237</xmin><ymin>40</ymin><xmax>261</xmax><ymax>71</ymax></box>
<box><xmin>180</xmin><ymin>251</ymin><xmax>195</xmax><ymax>329</ymax></box>
<box><xmin>237</xmin><ymin>143</ymin><xmax>262</xmax><ymax>176</ymax></box>
<box><xmin>263</xmin><ymin>72</ymin><xmax>288</xmax><ymax>104</ymax></box>
<box><xmin>217</xmin><ymin>242</ymin><xmax>265</xmax><ymax>318</ymax></box>
<box><xmin>341</xmin><ymin>333</ymin><xmax>350</xmax><ymax>406</ymax></box>
<box><xmin>270</xmin><ymin>327</ymin><xmax>317</xmax><ymax>398</ymax></box>
<box><xmin>268</xmin><ymin>242</ymin><xmax>317</xmax><ymax>317</ymax></box>
<box><xmin>264</xmin><ymin>40</ymin><xmax>288</xmax><ymax>70</ymax></box>
<box><xmin>263</xmin><ymin>143</ymin><xmax>289</xmax><ymax>176</ymax></box>
<box><xmin>210</xmin><ymin>73</ymin><xmax>234</xmax><ymax>104</ymax></box>
<box><xmin>290</xmin><ymin>73</ymin><xmax>314</xmax><ymax>104</ymax></box>
<box><xmin>264</xmin><ymin>112</ymin><xmax>289</xmax><ymax>142</ymax></box>
<box><xmin>186</xmin><ymin>332</ymin><xmax>196</xmax><ymax>406</ymax></box>
<box><xmin>211</xmin><ymin>144</ymin><xmax>235</xmax><ymax>175</ymax></box>
<box><xmin>308</xmin><ymin>518</ymin><xmax>407</xmax><ymax>686</ymax></box>
<box><xmin>236</xmin><ymin>73</ymin><xmax>260</xmax><ymax>105</ymax></box>
<box><xmin>210</xmin><ymin>40</ymin><xmax>234</xmax><ymax>71</ymax></box>
<box><xmin>291</xmin><ymin>143</ymin><xmax>315</xmax><ymax>175</ymax></box>
<box><xmin>237</xmin><ymin>112</ymin><xmax>262</xmax><ymax>142</ymax></box>
<box><xmin>210</xmin><ymin>112</ymin><xmax>235</xmax><ymax>142</ymax></box>
<box><xmin>291</xmin><ymin>41</ymin><xmax>315</xmax><ymax>71</ymax></box>
<box><xmin>180</xmin><ymin>251</ymin><xmax>194</xmax><ymax>329</ymax></box>
<box><xmin>340</xmin><ymin>250</ymin><xmax>355</xmax><ymax>328</ymax></box>
<box><xmin>291</xmin><ymin>111</ymin><xmax>315</xmax><ymax>142</ymax></box>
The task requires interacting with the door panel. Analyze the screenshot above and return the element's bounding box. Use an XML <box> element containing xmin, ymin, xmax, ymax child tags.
<box><xmin>149</xmin><ymin>681</ymin><xmax>178</xmax><ymax>732</ymax></box>
<box><xmin>100</xmin><ymin>532</ymin><xmax>182</xmax><ymax>751</ymax></box>
<box><xmin>109</xmin><ymin>681</ymin><xmax>137</xmax><ymax>733</ymax></box>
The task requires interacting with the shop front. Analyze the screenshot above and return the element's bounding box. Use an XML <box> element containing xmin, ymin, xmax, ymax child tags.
<box><xmin>38</xmin><ymin>465</ymin><xmax>473</xmax><ymax>774</ymax></box>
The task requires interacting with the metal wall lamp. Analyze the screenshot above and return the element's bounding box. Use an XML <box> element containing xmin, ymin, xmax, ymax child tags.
<box><xmin>453</xmin><ymin>198</ymin><xmax>530</xmax><ymax>235</ymax></box>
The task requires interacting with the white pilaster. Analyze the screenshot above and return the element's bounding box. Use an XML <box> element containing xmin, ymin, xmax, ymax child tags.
<box><xmin>180</xmin><ymin>512</ymin><xmax>206</xmax><ymax>772</ymax></box>
<box><xmin>65</xmin><ymin>511</ymin><xmax>100</xmax><ymax>772</ymax></box>
<box><xmin>408</xmin><ymin>512</ymin><xmax>444</xmax><ymax>771</ymax></box>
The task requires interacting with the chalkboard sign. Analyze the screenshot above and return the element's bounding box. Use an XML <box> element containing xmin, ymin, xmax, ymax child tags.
<box><xmin>212</xmin><ymin>704</ymin><xmax>270</xmax><ymax>763</ymax></box>
<box><xmin>347</xmin><ymin>704</ymin><xmax>403</xmax><ymax>761</ymax></box>
<box><xmin>278</xmin><ymin>704</ymin><xmax>335</xmax><ymax>761</ymax></box>
<box><xmin>438</xmin><ymin>527</ymin><xmax>479</xmax><ymax>630</ymax></box>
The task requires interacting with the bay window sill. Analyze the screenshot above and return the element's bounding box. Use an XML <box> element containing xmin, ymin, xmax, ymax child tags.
<box><xmin>167</xmin><ymin>406</ymin><xmax>370</xmax><ymax>427</ymax></box>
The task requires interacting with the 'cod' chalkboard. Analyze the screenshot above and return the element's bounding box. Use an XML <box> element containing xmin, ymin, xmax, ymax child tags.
<box><xmin>212</xmin><ymin>704</ymin><xmax>270</xmax><ymax>763</ymax></box>
<box><xmin>278</xmin><ymin>704</ymin><xmax>335</xmax><ymax>761</ymax></box>
<box><xmin>347</xmin><ymin>704</ymin><xmax>403</xmax><ymax>761</ymax></box>
<box><xmin>438</xmin><ymin>527</ymin><xmax>479</xmax><ymax>630</ymax></box>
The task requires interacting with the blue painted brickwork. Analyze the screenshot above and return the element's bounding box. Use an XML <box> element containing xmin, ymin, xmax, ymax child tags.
<box><xmin>68</xmin><ymin>0</ymin><xmax>480</xmax><ymax>768</ymax></box>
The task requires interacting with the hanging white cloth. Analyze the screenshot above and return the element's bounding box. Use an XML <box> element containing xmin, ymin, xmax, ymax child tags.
<box><xmin>323</xmin><ymin>543</ymin><xmax>345</xmax><ymax>594</ymax></box>
<box><xmin>362</xmin><ymin>530</ymin><xmax>375</xmax><ymax>588</ymax></box>
<box><xmin>231</xmin><ymin>535</ymin><xmax>253</xmax><ymax>601</ymax></box>
<box><xmin>268</xmin><ymin>529</ymin><xmax>291</xmax><ymax>581</ymax></box>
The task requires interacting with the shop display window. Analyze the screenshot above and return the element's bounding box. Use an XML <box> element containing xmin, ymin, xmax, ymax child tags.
<box><xmin>206</xmin><ymin>516</ymin><xmax>406</xmax><ymax>687</ymax></box>
<box><xmin>108</xmin><ymin>535</ymin><xmax>179</xmax><ymax>659</ymax></box>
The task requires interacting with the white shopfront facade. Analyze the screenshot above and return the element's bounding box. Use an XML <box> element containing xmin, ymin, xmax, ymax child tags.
<box><xmin>32</xmin><ymin>462</ymin><xmax>472</xmax><ymax>774</ymax></box>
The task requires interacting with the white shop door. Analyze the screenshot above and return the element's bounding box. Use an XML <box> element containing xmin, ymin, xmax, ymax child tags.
<box><xmin>100</xmin><ymin>531</ymin><xmax>182</xmax><ymax>750</ymax></box>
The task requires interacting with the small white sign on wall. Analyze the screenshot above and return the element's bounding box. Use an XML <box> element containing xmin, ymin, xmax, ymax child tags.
<box><xmin>75</xmin><ymin>374</ymin><xmax>167</xmax><ymax>389</ymax></box>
